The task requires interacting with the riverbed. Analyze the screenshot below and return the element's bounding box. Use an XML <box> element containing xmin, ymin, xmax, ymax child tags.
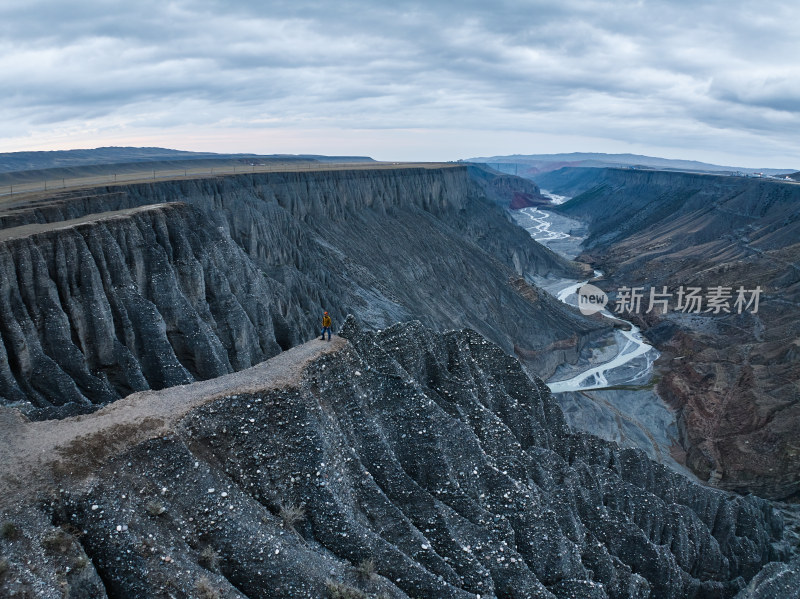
<box><xmin>513</xmin><ymin>200</ymin><xmax>688</xmax><ymax>473</ymax></box>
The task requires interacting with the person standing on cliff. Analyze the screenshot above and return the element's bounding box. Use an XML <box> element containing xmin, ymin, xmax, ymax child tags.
<box><xmin>320</xmin><ymin>311</ymin><xmax>332</xmax><ymax>341</ymax></box>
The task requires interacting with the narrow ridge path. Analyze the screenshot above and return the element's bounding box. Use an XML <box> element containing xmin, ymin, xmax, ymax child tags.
<box><xmin>0</xmin><ymin>336</ymin><xmax>345</xmax><ymax>507</ymax></box>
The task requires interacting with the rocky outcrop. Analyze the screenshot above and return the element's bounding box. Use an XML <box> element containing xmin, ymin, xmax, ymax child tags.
<box><xmin>735</xmin><ymin>557</ymin><xmax>800</xmax><ymax>598</ymax></box>
<box><xmin>0</xmin><ymin>320</ymin><xmax>792</xmax><ymax>598</ymax></box>
<box><xmin>547</xmin><ymin>168</ymin><xmax>800</xmax><ymax>500</ymax></box>
<box><xmin>0</xmin><ymin>166</ymin><xmax>605</xmax><ymax>418</ymax></box>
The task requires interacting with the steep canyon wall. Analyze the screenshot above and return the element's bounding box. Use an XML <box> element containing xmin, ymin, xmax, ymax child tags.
<box><xmin>0</xmin><ymin>166</ymin><xmax>603</xmax><ymax>418</ymax></box>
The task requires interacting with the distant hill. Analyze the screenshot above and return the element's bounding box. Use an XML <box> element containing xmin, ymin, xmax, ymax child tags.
<box><xmin>465</xmin><ymin>152</ymin><xmax>793</xmax><ymax>177</ymax></box>
<box><xmin>0</xmin><ymin>146</ymin><xmax>374</xmax><ymax>175</ymax></box>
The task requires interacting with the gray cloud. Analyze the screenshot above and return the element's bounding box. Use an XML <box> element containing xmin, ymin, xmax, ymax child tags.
<box><xmin>0</xmin><ymin>0</ymin><xmax>798</xmax><ymax>166</ymax></box>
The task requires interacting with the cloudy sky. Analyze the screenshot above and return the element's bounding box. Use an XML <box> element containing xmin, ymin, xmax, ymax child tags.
<box><xmin>1</xmin><ymin>0</ymin><xmax>798</xmax><ymax>167</ymax></box>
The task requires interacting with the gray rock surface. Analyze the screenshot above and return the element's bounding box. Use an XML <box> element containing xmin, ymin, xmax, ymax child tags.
<box><xmin>0</xmin><ymin>166</ymin><xmax>605</xmax><ymax>418</ymax></box>
<box><xmin>735</xmin><ymin>557</ymin><xmax>800</xmax><ymax>599</ymax></box>
<box><xmin>0</xmin><ymin>319</ymin><xmax>793</xmax><ymax>598</ymax></box>
<box><xmin>0</xmin><ymin>203</ymin><xmax>297</xmax><ymax>418</ymax></box>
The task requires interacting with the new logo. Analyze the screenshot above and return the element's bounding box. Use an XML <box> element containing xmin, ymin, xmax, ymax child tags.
<box><xmin>577</xmin><ymin>284</ymin><xmax>608</xmax><ymax>315</ymax></box>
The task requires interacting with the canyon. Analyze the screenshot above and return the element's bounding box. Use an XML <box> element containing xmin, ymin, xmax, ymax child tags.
<box><xmin>0</xmin><ymin>164</ymin><xmax>599</xmax><ymax>419</ymax></box>
<box><xmin>1</xmin><ymin>158</ymin><xmax>798</xmax><ymax>598</ymax></box>
<box><xmin>534</xmin><ymin>167</ymin><xmax>800</xmax><ymax>501</ymax></box>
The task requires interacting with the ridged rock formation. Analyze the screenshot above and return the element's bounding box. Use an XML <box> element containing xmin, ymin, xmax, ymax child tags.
<box><xmin>0</xmin><ymin>319</ymin><xmax>792</xmax><ymax>598</ymax></box>
<box><xmin>0</xmin><ymin>203</ymin><xmax>303</xmax><ymax>418</ymax></box>
<box><xmin>0</xmin><ymin>166</ymin><xmax>603</xmax><ymax>418</ymax></box>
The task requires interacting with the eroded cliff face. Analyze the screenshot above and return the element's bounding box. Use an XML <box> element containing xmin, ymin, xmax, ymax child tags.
<box><xmin>0</xmin><ymin>166</ymin><xmax>603</xmax><ymax>418</ymax></box>
<box><xmin>0</xmin><ymin>320</ymin><xmax>791</xmax><ymax>598</ymax></box>
<box><xmin>0</xmin><ymin>167</ymin><xmax>581</xmax><ymax>280</ymax></box>
<box><xmin>549</xmin><ymin>168</ymin><xmax>800</xmax><ymax>500</ymax></box>
<box><xmin>0</xmin><ymin>203</ymin><xmax>305</xmax><ymax>418</ymax></box>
